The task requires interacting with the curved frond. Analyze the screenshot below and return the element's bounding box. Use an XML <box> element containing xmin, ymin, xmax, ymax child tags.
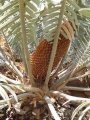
<box><xmin>71</xmin><ymin>101</ymin><xmax>90</xmax><ymax>120</ymax></box>
<box><xmin>0</xmin><ymin>84</ymin><xmax>10</xmax><ymax>105</ymax></box>
<box><xmin>0</xmin><ymin>0</ymin><xmax>41</xmax><ymax>55</ymax></box>
<box><xmin>36</xmin><ymin>0</ymin><xmax>79</xmax><ymax>42</ymax></box>
<box><xmin>0</xmin><ymin>0</ymin><xmax>80</xmax><ymax>55</ymax></box>
<box><xmin>70</xmin><ymin>21</ymin><xmax>90</xmax><ymax>74</ymax></box>
<box><xmin>78</xmin><ymin>105</ymin><xmax>90</xmax><ymax>120</ymax></box>
<box><xmin>2</xmin><ymin>84</ymin><xmax>18</xmax><ymax>102</ymax></box>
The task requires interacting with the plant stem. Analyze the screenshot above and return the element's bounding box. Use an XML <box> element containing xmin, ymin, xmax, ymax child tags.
<box><xmin>63</xmin><ymin>86</ymin><xmax>90</xmax><ymax>91</ymax></box>
<box><xmin>44</xmin><ymin>96</ymin><xmax>61</xmax><ymax>120</ymax></box>
<box><xmin>52</xmin><ymin>91</ymin><xmax>90</xmax><ymax>102</ymax></box>
<box><xmin>18</xmin><ymin>0</ymin><xmax>35</xmax><ymax>86</ymax></box>
<box><xmin>44</xmin><ymin>0</ymin><xmax>67</xmax><ymax>89</ymax></box>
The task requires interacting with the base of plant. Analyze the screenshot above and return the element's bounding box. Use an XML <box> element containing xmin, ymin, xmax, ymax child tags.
<box><xmin>1</xmin><ymin>92</ymin><xmax>89</xmax><ymax>120</ymax></box>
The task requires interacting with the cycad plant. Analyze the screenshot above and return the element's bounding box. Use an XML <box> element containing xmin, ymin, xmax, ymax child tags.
<box><xmin>0</xmin><ymin>0</ymin><xmax>90</xmax><ymax>119</ymax></box>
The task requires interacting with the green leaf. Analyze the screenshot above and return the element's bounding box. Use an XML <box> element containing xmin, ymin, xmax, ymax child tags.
<box><xmin>0</xmin><ymin>0</ymin><xmax>6</xmax><ymax>5</ymax></box>
<box><xmin>79</xmin><ymin>8</ymin><xmax>90</xmax><ymax>18</ymax></box>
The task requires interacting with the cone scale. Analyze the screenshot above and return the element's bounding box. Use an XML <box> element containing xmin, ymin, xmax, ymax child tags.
<box><xmin>31</xmin><ymin>35</ymin><xmax>70</xmax><ymax>85</ymax></box>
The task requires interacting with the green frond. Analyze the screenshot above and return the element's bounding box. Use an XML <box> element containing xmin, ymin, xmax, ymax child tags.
<box><xmin>1</xmin><ymin>0</ymin><xmax>90</xmax><ymax>78</ymax></box>
<box><xmin>0</xmin><ymin>1</ymin><xmax>90</xmax><ymax>119</ymax></box>
<box><xmin>70</xmin><ymin>21</ymin><xmax>90</xmax><ymax>74</ymax></box>
<box><xmin>0</xmin><ymin>0</ymin><xmax>41</xmax><ymax>56</ymax></box>
<box><xmin>79</xmin><ymin>8</ymin><xmax>90</xmax><ymax>18</ymax></box>
<box><xmin>0</xmin><ymin>0</ymin><xmax>6</xmax><ymax>5</ymax></box>
<box><xmin>36</xmin><ymin>0</ymin><xmax>79</xmax><ymax>42</ymax></box>
<box><xmin>0</xmin><ymin>0</ymin><xmax>80</xmax><ymax>55</ymax></box>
